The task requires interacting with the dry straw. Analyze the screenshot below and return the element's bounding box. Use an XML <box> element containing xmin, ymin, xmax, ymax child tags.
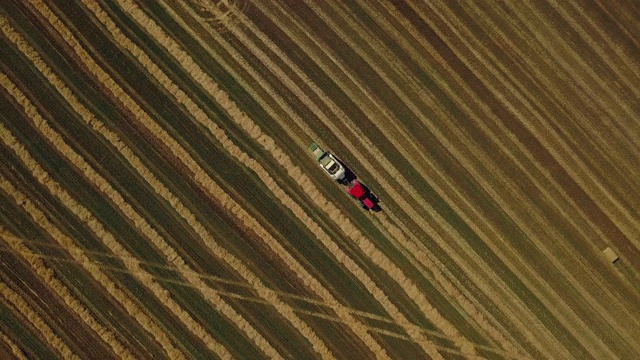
<box><xmin>0</xmin><ymin>227</ymin><xmax>135</xmax><ymax>359</ymax></box>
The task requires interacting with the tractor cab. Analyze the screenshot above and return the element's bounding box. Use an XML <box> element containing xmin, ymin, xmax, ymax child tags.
<box><xmin>348</xmin><ymin>181</ymin><xmax>376</xmax><ymax>210</ymax></box>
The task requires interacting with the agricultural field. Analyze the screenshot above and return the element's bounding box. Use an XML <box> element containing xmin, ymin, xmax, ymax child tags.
<box><xmin>1</xmin><ymin>0</ymin><xmax>639</xmax><ymax>358</ymax></box>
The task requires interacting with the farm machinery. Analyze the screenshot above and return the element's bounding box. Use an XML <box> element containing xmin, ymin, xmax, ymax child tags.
<box><xmin>308</xmin><ymin>142</ymin><xmax>380</xmax><ymax>211</ymax></box>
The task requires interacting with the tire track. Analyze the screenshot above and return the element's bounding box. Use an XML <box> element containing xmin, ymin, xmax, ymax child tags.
<box><xmin>0</xmin><ymin>227</ymin><xmax>135</xmax><ymax>359</ymax></box>
<box><xmin>0</xmin><ymin>280</ymin><xmax>78</xmax><ymax>360</ymax></box>
<box><xmin>254</xmin><ymin>1</ymin><xmax>620</xmax><ymax>358</ymax></box>
<box><xmin>0</xmin><ymin>85</ymin><xmax>207</xmax><ymax>359</ymax></box>
<box><xmin>10</xmin><ymin>4</ymin><xmax>318</xmax><ymax>357</ymax></box>
<box><xmin>98</xmin><ymin>0</ymin><xmax>452</xmax><ymax>357</ymax></box>
<box><xmin>0</xmin><ymin>228</ymin><xmax>521</xmax><ymax>358</ymax></box>
<box><xmin>0</xmin><ymin>147</ymin><xmax>182</xmax><ymax>359</ymax></box>
<box><xmin>244</xmin><ymin>2</ymin><xmax>562</xmax><ymax>357</ymax></box>
<box><xmin>173</xmin><ymin>1</ymin><xmax>526</xmax><ymax>356</ymax></box>
<box><xmin>38</xmin><ymin>0</ymin><xmax>374</xmax><ymax>357</ymax></box>
<box><xmin>0</xmin><ymin>236</ymin><xmax>518</xmax><ymax>359</ymax></box>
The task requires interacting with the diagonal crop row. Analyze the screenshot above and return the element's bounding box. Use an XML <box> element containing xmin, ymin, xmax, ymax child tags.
<box><xmin>0</xmin><ymin>329</ymin><xmax>28</xmax><ymax>360</ymax></box>
<box><xmin>0</xmin><ymin>278</ymin><xmax>78</xmax><ymax>359</ymax></box>
<box><xmin>0</xmin><ymin>226</ymin><xmax>134</xmax><ymax>359</ymax></box>
<box><xmin>0</xmin><ymin>127</ymin><xmax>182</xmax><ymax>359</ymax></box>
<box><xmin>0</xmin><ymin>79</ymin><xmax>196</xmax><ymax>359</ymax></box>
<box><xmin>31</xmin><ymin>0</ymin><xmax>367</xmax><ymax>357</ymax></box>
<box><xmin>34</xmin><ymin>2</ymin><xmax>356</xmax><ymax>358</ymax></box>
<box><xmin>167</xmin><ymin>1</ymin><xmax>526</xmax><ymax>357</ymax></box>
<box><xmin>108</xmin><ymin>0</ymin><xmax>488</xmax><ymax>357</ymax></box>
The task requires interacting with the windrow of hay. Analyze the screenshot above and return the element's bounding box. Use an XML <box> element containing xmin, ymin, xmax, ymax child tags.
<box><xmin>0</xmin><ymin>280</ymin><xmax>78</xmax><ymax>360</ymax></box>
<box><xmin>171</xmin><ymin>1</ymin><xmax>522</xmax><ymax>356</ymax></box>
<box><xmin>103</xmin><ymin>0</ymin><xmax>444</xmax><ymax>357</ymax></box>
<box><xmin>108</xmin><ymin>0</ymin><xmax>473</xmax><ymax>357</ymax></box>
<box><xmin>0</xmin><ymin>235</ymin><xmax>480</xmax><ymax>355</ymax></box>
<box><xmin>1</xmin><ymin>63</ymin><xmax>235</xmax><ymax>359</ymax></box>
<box><xmin>28</xmin><ymin>0</ymin><xmax>341</xmax><ymax>357</ymax></box>
<box><xmin>76</xmin><ymin>0</ymin><xmax>395</xmax><ymax>357</ymax></box>
<box><xmin>0</xmin><ymin>327</ymin><xmax>28</xmax><ymax>360</ymax></box>
<box><xmin>0</xmin><ymin>228</ymin><xmax>134</xmax><ymax>359</ymax></box>
<box><xmin>228</xmin><ymin>0</ymin><xmax>524</xmax><ymax>355</ymax></box>
<box><xmin>0</xmin><ymin>126</ymin><xmax>186</xmax><ymax>359</ymax></box>
<box><xmin>229</xmin><ymin>1</ymin><xmax>596</xmax><ymax>357</ymax></box>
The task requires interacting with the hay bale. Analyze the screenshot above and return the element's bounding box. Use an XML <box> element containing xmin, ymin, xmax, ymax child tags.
<box><xmin>602</xmin><ymin>247</ymin><xmax>619</xmax><ymax>263</ymax></box>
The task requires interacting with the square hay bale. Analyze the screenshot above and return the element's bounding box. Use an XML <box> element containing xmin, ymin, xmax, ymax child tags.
<box><xmin>602</xmin><ymin>247</ymin><xmax>619</xmax><ymax>263</ymax></box>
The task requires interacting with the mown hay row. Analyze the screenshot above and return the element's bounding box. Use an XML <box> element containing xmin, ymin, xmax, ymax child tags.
<box><xmin>0</xmin><ymin>228</ymin><xmax>134</xmax><ymax>359</ymax></box>
<box><xmin>0</xmin><ymin>236</ymin><xmax>479</xmax><ymax>356</ymax></box>
<box><xmin>77</xmin><ymin>0</ymin><xmax>402</xmax><ymax>357</ymax></box>
<box><xmin>0</xmin><ymin>280</ymin><xmax>78</xmax><ymax>360</ymax></box>
<box><xmin>0</xmin><ymin>132</ymin><xmax>187</xmax><ymax>358</ymax></box>
<box><xmin>32</xmin><ymin>1</ymin><xmax>342</xmax><ymax>357</ymax></box>
<box><xmin>107</xmin><ymin>1</ymin><xmax>448</xmax><ymax>357</ymax></box>
<box><xmin>175</xmin><ymin>1</ymin><xmax>523</xmax><ymax>356</ymax></box>
<box><xmin>231</xmin><ymin>2</ymin><xmax>588</xmax><ymax>357</ymax></box>
<box><xmin>0</xmin><ymin>327</ymin><xmax>28</xmax><ymax>360</ymax></box>
<box><xmin>1</xmin><ymin>51</ymin><xmax>237</xmax><ymax>359</ymax></box>
<box><xmin>109</xmin><ymin>1</ymin><xmax>478</xmax><ymax>357</ymax></box>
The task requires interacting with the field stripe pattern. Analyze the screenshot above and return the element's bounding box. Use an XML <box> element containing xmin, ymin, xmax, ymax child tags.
<box><xmin>2</xmin><ymin>0</ymin><xmax>639</xmax><ymax>359</ymax></box>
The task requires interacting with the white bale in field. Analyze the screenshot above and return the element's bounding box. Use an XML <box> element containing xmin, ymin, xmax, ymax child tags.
<box><xmin>602</xmin><ymin>247</ymin><xmax>619</xmax><ymax>263</ymax></box>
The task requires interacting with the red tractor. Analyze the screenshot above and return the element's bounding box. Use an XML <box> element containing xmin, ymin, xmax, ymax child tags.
<box><xmin>347</xmin><ymin>181</ymin><xmax>378</xmax><ymax>211</ymax></box>
<box><xmin>310</xmin><ymin>141</ymin><xmax>380</xmax><ymax>211</ymax></box>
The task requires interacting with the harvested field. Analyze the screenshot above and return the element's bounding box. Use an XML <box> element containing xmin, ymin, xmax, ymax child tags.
<box><xmin>1</xmin><ymin>0</ymin><xmax>639</xmax><ymax>358</ymax></box>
